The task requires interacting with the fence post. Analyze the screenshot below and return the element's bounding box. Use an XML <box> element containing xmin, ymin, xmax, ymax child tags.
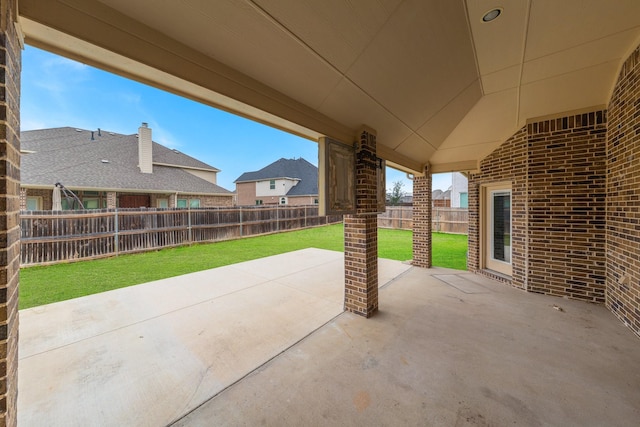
<box><xmin>114</xmin><ymin>209</ymin><xmax>119</xmax><ymax>256</ymax></box>
<box><xmin>239</xmin><ymin>206</ymin><xmax>243</xmax><ymax>237</ymax></box>
<box><xmin>188</xmin><ymin>204</ymin><xmax>192</xmax><ymax>243</ymax></box>
<box><xmin>276</xmin><ymin>204</ymin><xmax>280</xmax><ymax>231</ymax></box>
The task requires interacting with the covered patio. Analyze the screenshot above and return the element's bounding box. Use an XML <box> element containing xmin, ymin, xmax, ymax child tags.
<box><xmin>18</xmin><ymin>250</ymin><xmax>640</xmax><ymax>426</ymax></box>
<box><xmin>2</xmin><ymin>1</ymin><xmax>640</xmax><ymax>425</ymax></box>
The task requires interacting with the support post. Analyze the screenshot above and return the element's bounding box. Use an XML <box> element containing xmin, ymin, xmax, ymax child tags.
<box><xmin>412</xmin><ymin>165</ymin><xmax>432</xmax><ymax>268</ymax></box>
<box><xmin>0</xmin><ymin>1</ymin><xmax>21</xmax><ymax>424</ymax></box>
<box><xmin>114</xmin><ymin>209</ymin><xmax>119</xmax><ymax>256</ymax></box>
<box><xmin>344</xmin><ymin>127</ymin><xmax>379</xmax><ymax>317</ymax></box>
<box><xmin>187</xmin><ymin>204</ymin><xmax>192</xmax><ymax>243</ymax></box>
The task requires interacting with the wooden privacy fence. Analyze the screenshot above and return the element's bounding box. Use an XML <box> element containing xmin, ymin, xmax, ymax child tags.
<box><xmin>378</xmin><ymin>206</ymin><xmax>468</xmax><ymax>234</ymax></box>
<box><xmin>20</xmin><ymin>206</ymin><xmax>342</xmax><ymax>266</ymax></box>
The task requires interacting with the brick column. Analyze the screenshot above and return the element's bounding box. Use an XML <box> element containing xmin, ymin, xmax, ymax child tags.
<box><xmin>344</xmin><ymin>128</ymin><xmax>378</xmax><ymax>317</ymax></box>
<box><xmin>106</xmin><ymin>191</ymin><xmax>117</xmax><ymax>209</ymax></box>
<box><xmin>412</xmin><ymin>166</ymin><xmax>432</xmax><ymax>268</ymax></box>
<box><xmin>18</xmin><ymin>188</ymin><xmax>25</xmax><ymax>211</ymax></box>
<box><xmin>0</xmin><ymin>1</ymin><xmax>20</xmax><ymax>425</ymax></box>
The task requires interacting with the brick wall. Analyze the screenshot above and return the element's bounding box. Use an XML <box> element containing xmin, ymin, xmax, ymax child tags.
<box><xmin>235</xmin><ymin>182</ymin><xmax>257</xmax><ymax>206</ymax></box>
<box><xmin>18</xmin><ymin>188</ymin><xmax>25</xmax><ymax>211</ymax></box>
<box><xmin>607</xmin><ymin>44</ymin><xmax>640</xmax><ymax>337</ymax></box>
<box><xmin>344</xmin><ymin>128</ymin><xmax>378</xmax><ymax>317</ymax></box>
<box><xmin>468</xmin><ymin>111</ymin><xmax>607</xmax><ymax>302</ymax></box>
<box><xmin>527</xmin><ymin>113</ymin><xmax>607</xmax><ymax>302</ymax></box>
<box><xmin>412</xmin><ymin>169</ymin><xmax>432</xmax><ymax>268</ymax></box>
<box><xmin>0</xmin><ymin>0</ymin><xmax>20</xmax><ymax>424</ymax></box>
<box><xmin>183</xmin><ymin>194</ymin><xmax>234</xmax><ymax>208</ymax></box>
<box><xmin>21</xmin><ymin>188</ymin><xmax>53</xmax><ymax>210</ymax></box>
<box><xmin>287</xmin><ymin>196</ymin><xmax>317</xmax><ymax>206</ymax></box>
<box><xmin>468</xmin><ymin>127</ymin><xmax>528</xmax><ymax>289</ymax></box>
<box><xmin>106</xmin><ymin>191</ymin><xmax>117</xmax><ymax>208</ymax></box>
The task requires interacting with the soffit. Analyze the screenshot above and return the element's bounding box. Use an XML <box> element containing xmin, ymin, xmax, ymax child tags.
<box><xmin>18</xmin><ymin>0</ymin><xmax>640</xmax><ymax>174</ymax></box>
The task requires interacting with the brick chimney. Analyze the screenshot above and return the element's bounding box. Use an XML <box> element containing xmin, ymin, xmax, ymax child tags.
<box><xmin>138</xmin><ymin>122</ymin><xmax>153</xmax><ymax>174</ymax></box>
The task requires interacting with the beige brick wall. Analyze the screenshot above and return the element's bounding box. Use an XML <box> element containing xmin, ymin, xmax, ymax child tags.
<box><xmin>287</xmin><ymin>196</ymin><xmax>317</xmax><ymax>206</ymax></box>
<box><xmin>607</xmin><ymin>44</ymin><xmax>640</xmax><ymax>337</ymax></box>
<box><xmin>0</xmin><ymin>1</ymin><xmax>21</xmax><ymax>423</ymax></box>
<box><xmin>468</xmin><ymin>111</ymin><xmax>607</xmax><ymax>303</ymax></box>
<box><xmin>21</xmin><ymin>188</ymin><xmax>53</xmax><ymax>210</ymax></box>
<box><xmin>192</xmin><ymin>194</ymin><xmax>234</xmax><ymax>208</ymax></box>
<box><xmin>19</xmin><ymin>188</ymin><xmax>26</xmax><ymax>211</ymax></box>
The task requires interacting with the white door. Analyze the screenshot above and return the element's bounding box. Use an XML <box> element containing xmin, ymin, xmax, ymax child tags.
<box><xmin>483</xmin><ymin>184</ymin><xmax>512</xmax><ymax>276</ymax></box>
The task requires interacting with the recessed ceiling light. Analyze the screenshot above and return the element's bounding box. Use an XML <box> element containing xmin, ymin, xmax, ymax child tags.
<box><xmin>482</xmin><ymin>8</ymin><xmax>502</xmax><ymax>22</ymax></box>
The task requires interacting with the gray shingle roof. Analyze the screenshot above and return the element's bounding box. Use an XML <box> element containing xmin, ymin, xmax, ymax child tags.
<box><xmin>21</xmin><ymin>127</ymin><xmax>231</xmax><ymax>195</ymax></box>
<box><xmin>432</xmin><ymin>189</ymin><xmax>451</xmax><ymax>200</ymax></box>
<box><xmin>235</xmin><ymin>158</ymin><xmax>318</xmax><ymax>196</ymax></box>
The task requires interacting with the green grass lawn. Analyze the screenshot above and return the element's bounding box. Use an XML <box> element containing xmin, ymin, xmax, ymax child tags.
<box><xmin>19</xmin><ymin>224</ymin><xmax>467</xmax><ymax>309</ymax></box>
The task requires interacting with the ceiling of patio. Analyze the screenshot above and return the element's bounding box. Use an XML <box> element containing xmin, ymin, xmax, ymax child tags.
<box><xmin>19</xmin><ymin>0</ymin><xmax>640</xmax><ymax>174</ymax></box>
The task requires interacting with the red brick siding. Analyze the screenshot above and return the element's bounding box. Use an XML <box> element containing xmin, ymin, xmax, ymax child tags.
<box><xmin>607</xmin><ymin>44</ymin><xmax>640</xmax><ymax>337</ymax></box>
<box><xmin>236</xmin><ymin>182</ymin><xmax>257</xmax><ymax>206</ymax></box>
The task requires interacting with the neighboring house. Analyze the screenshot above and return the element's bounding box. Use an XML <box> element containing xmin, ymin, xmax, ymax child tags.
<box><xmin>234</xmin><ymin>158</ymin><xmax>318</xmax><ymax>206</ymax></box>
<box><xmin>20</xmin><ymin>123</ymin><xmax>233</xmax><ymax>210</ymax></box>
<box><xmin>450</xmin><ymin>172</ymin><xmax>469</xmax><ymax>208</ymax></box>
<box><xmin>432</xmin><ymin>189</ymin><xmax>451</xmax><ymax>207</ymax></box>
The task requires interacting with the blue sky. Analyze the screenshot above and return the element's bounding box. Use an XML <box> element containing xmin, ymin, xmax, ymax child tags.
<box><xmin>22</xmin><ymin>46</ymin><xmax>451</xmax><ymax>192</ymax></box>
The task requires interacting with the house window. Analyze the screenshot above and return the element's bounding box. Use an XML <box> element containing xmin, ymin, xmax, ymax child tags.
<box><xmin>157</xmin><ymin>198</ymin><xmax>169</xmax><ymax>208</ymax></box>
<box><xmin>314</xmin><ymin>198</ymin><xmax>319</xmax><ymax>204</ymax></box>
<box><xmin>83</xmin><ymin>198</ymin><xmax>100</xmax><ymax>209</ymax></box>
<box><xmin>176</xmin><ymin>197</ymin><xmax>200</xmax><ymax>208</ymax></box>
<box><xmin>460</xmin><ymin>192</ymin><xmax>468</xmax><ymax>208</ymax></box>
<box><xmin>255</xmin><ymin>200</ymin><xmax>263</xmax><ymax>205</ymax></box>
<box><xmin>269</xmin><ymin>180</ymin><xmax>276</xmax><ymax>190</ymax></box>
<box><xmin>26</xmin><ymin>196</ymin><xmax>42</xmax><ymax>211</ymax></box>
<box><xmin>280</xmin><ymin>197</ymin><xmax>286</xmax><ymax>205</ymax></box>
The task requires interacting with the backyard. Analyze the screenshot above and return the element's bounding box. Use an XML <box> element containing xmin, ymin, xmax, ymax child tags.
<box><xmin>19</xmin><ymin>224</ymin><xmax>467</xmax><ymax>309</ymax></box>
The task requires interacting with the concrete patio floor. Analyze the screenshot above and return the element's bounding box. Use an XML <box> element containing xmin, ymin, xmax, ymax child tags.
<box><xmin>19</xmin><ymin>249</ymin><xmax>640</xmax><ymax>426</ymax></box>
<box><xmin>17</xmin><ymin>248</ymin><xmax>410</xmax><ymax>426</ymax></box>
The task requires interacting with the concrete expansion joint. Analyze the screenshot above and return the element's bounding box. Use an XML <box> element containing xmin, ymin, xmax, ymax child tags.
<box><xmin>167</xmin><ymin>309</ymin><xmax>346</xmax><ymax>426</ymax></box>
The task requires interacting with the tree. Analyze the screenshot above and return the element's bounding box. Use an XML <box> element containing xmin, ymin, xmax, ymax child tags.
<box><xmin>388</xmin><ymin>180</ymin><xmax>404</xmax><ymax>206</ymax></box>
